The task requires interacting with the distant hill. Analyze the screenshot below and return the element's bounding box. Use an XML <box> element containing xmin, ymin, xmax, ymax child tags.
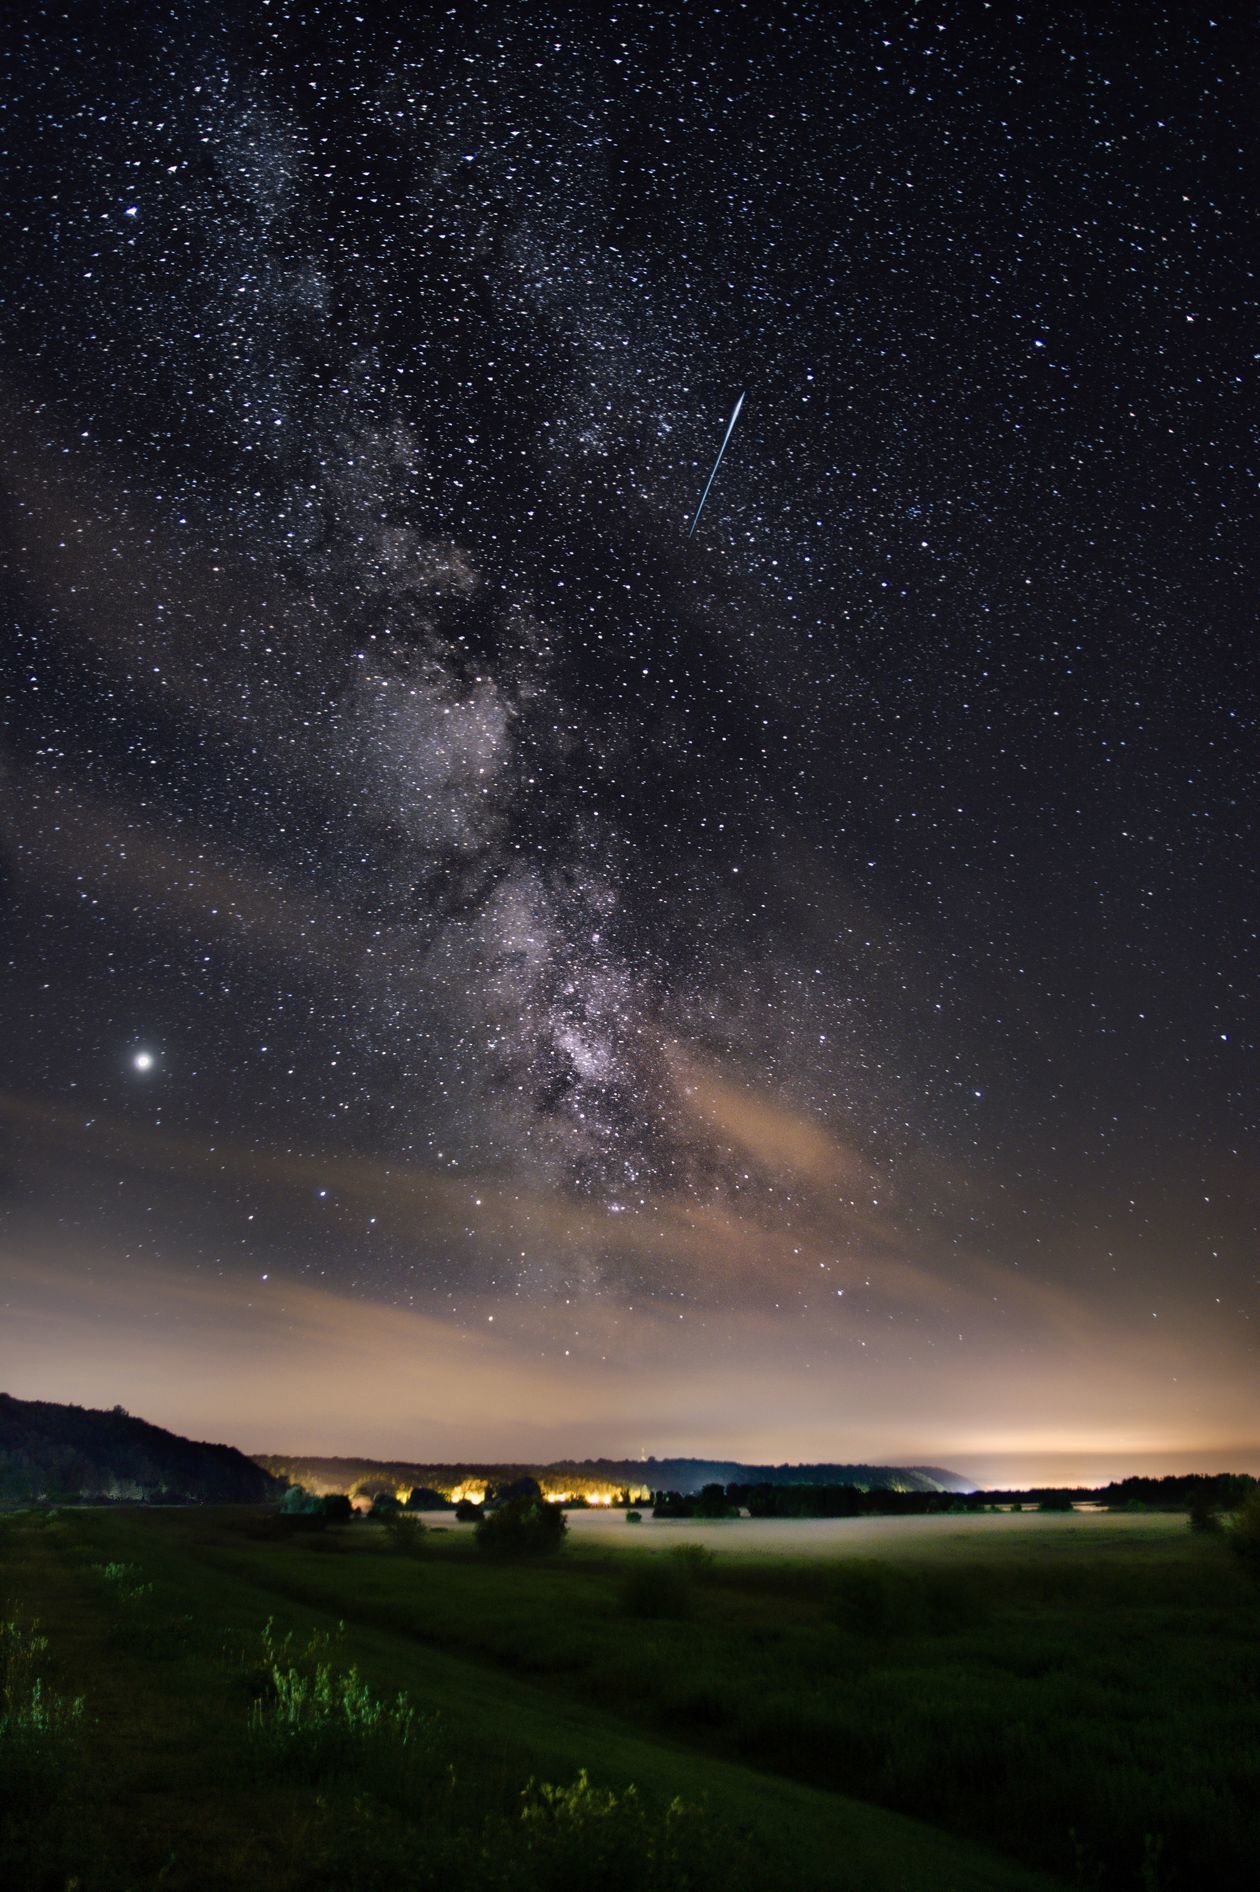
<box><xmin>253</xmin><ymin>1452</ymin><xmax>972</xmax><ymax>1501</ymax></box>
<box><xmin>0</xmin><ymin>1394</ymin><xmax>283</xmax><ymax>1505</ymax></box>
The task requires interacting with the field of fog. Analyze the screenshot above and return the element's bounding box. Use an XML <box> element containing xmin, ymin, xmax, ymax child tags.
<box><xmin>419</xmin><ymin>1506</ymin><xmax>1180</xmax><ymax>1558</ymax></box>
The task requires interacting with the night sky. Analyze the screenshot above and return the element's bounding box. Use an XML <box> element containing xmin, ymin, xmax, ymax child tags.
<box><xmin>2</xmin><ymin>3</ymin><xmax>1255</xmax><ymax>1484</ymax></box>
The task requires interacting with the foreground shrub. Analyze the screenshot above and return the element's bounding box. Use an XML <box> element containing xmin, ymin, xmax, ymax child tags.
<box><xmin>250</xmin><ymin>1652</ymin><xmax>427</xmax><ymax>1793</ymax></box>
<box><xmin>475</xmin><ymin>1497</ymin><xmax>567</xmax><ymax>1559</ymax></box>
<box><xmin>516</xmin><ymin>1768</ymin><xmax>725</xmax><ymax>1890</ymax></box>
<box><xmin>253</xmin><ymin>1660</ymin><xmax>414</xmax><ymax>1750</ymax></box>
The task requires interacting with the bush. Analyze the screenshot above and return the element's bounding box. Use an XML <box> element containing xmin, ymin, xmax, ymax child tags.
<box><xmin>1225</xmin><ymin>1487</ymin><xmax>1260</xmax><ymax>1576</ymax></box>
<box><xmin>369</xmin><ymin>1492</ymin><xmax>403</xmax><ymax>1519</ymax></box>
<box><xmin>618</xmin><ymin>1557</ymin><xmax>693</xmax><ymax>1620</ymax></box>
<box><xmin>251</xmin><ymin>1661</ymin><xmax>418</xmax><ymax>1777</ymax></box>
<box><xmin>1189</xmin><ymin>1496</ymin><xmax>1222</xmax><ymax>1534</ymax></box>
<box><xmin>475</xmin><ymin>1497</ymin><xmax>567</xmax><ymax>1559</ymax></box>
<box><xmin>454</xmin><ymin>1499</ymin><xmax>485</xmax><ymax>1523</ymax></box>
<box><xmin>279</xmin><ymin>1484</ymin><xmax>324</xmax><ymax>1517</ymax></box>
<box><xmin>669</xmin><ymin>1543</ymin><xmax>716</xmax><ymax>1579</ymax></box>
<box><xmin>626</xmin><ymin>1510</ymin><xmax>642</xmax><ymax>1523</ymax></box>
<box><xmin>320</xmin><ymin>1493</ymin><xmax>354</xmax><ymax>1524</ymax></box>
<box><xmin>384</xmin><ymin>1514</ymin><xmax>426</xmax><ymax>1558</ymax></box>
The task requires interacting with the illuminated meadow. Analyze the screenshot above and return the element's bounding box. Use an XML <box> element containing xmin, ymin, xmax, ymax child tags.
<box><xmin>2</xmin><ymin>1503</ymin><xmax>1257</xmax><ymax>1890</ymax></box>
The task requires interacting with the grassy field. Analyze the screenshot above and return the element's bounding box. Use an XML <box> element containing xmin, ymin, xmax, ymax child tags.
<box><xmin>1</xmin><ymin>1507</ymin><xmax>1256</xmax><ymax>1890</ymax></box>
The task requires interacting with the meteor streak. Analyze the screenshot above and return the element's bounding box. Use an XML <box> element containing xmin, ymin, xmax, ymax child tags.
<box><xmin>687</xmin><ymin>390</ymin><xmax>746</xmax><ymax>538</ymax></box>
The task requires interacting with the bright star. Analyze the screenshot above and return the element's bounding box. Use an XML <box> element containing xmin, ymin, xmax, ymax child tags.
<box><xmin>132</xmin><ymin>1050</ymin><xmax>155</xmax><ymax>1072</ymax></box>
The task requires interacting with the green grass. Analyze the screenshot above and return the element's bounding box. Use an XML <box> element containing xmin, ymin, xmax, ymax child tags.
<box><xmin>1</xmin><ymin>1505</ymin><xmax>1256</xmax><ymax>1888</ymax></box>
<box><xmin>0</xmin><ymin>1551</ymin><xmax>88</xmax><ymax>1884</ymax></box>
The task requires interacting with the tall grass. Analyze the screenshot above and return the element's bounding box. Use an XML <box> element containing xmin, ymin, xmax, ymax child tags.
<box><xmin>91</xmin><ymin>1555</ymin><xmax>175</xmax><ymax>1654</ymax></box>
<box><xmin>0</xmin><ymin>1614</ymin><xmax>50</xmax><ymax>1699</ymax></box>
<box><xmin>511</xmin><ymin>1767</ymin><xmax>741</xmax><ymax>1891</ymax></box>
<box><xmin>0</xmin><ymin>1615</ymin><xmax>85</xmax><ymax>1839</ymax></box>
<box><xmin>93</xmin><ymin>1559</ymin><xmax>154</xmax><ymax>1603</ymax></box>
<box><xmin>247</xmin><ymin>1618</ymin><xmax>435</xmax><ymax>1802</ymax></box>
<box><xmin>0</xmin><ymin>1615</ymin><xmax>84</xmax><ymax>1746</ymax></box>
<box><xmin>239</xmin><ymin>1616</ymin><xmax>752</xmax><ymax>1885</ymax></box>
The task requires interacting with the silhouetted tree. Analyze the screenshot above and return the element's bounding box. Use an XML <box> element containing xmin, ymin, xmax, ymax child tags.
<box><xmin>693</xmin><ymin>1484</ymin><xmax>738</xmax><ymax>1519</ymax></box>
<box><xmin>493</xmin><ymin>1476</ymin><xmax>543</xmax><ymax>1505</ymax></box>
<box><xmin>475</xmin><ymin>1496</ymin><xmax>567</xmax><ymax>1558</ymax></box>
<box><xmin>279</xmin><ymin>1485</ymin><xmax>323</xmax><ymax>1516</ymax></box>
<box><xmin>405</xmin><ymin>1486</ymin><xmax>448</xmax><ymax>1510</ymax></box>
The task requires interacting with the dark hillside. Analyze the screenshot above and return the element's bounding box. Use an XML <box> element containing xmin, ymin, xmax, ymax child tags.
<box><xmin>0</xmin><ymin>1393</ymin><xmax>282</xmax><ymax>1504</ymax></box>
<box><xmin>253</xmin><ymin>1451</ymin><xmax>971</xmax><ymax>1500</ymax></box>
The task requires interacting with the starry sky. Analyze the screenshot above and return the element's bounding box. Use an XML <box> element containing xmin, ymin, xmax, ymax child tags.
<box><xmin>2</xmin><ymin>2</ymin><xmax>1255</xmax><ymax>1485</ymax></box>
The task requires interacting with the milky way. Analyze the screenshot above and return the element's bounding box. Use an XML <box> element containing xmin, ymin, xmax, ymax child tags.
<box><xmin>1</xmin><ymin>4</ymin><xmax>1255</xmax><ymax>1472</ymax></box>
